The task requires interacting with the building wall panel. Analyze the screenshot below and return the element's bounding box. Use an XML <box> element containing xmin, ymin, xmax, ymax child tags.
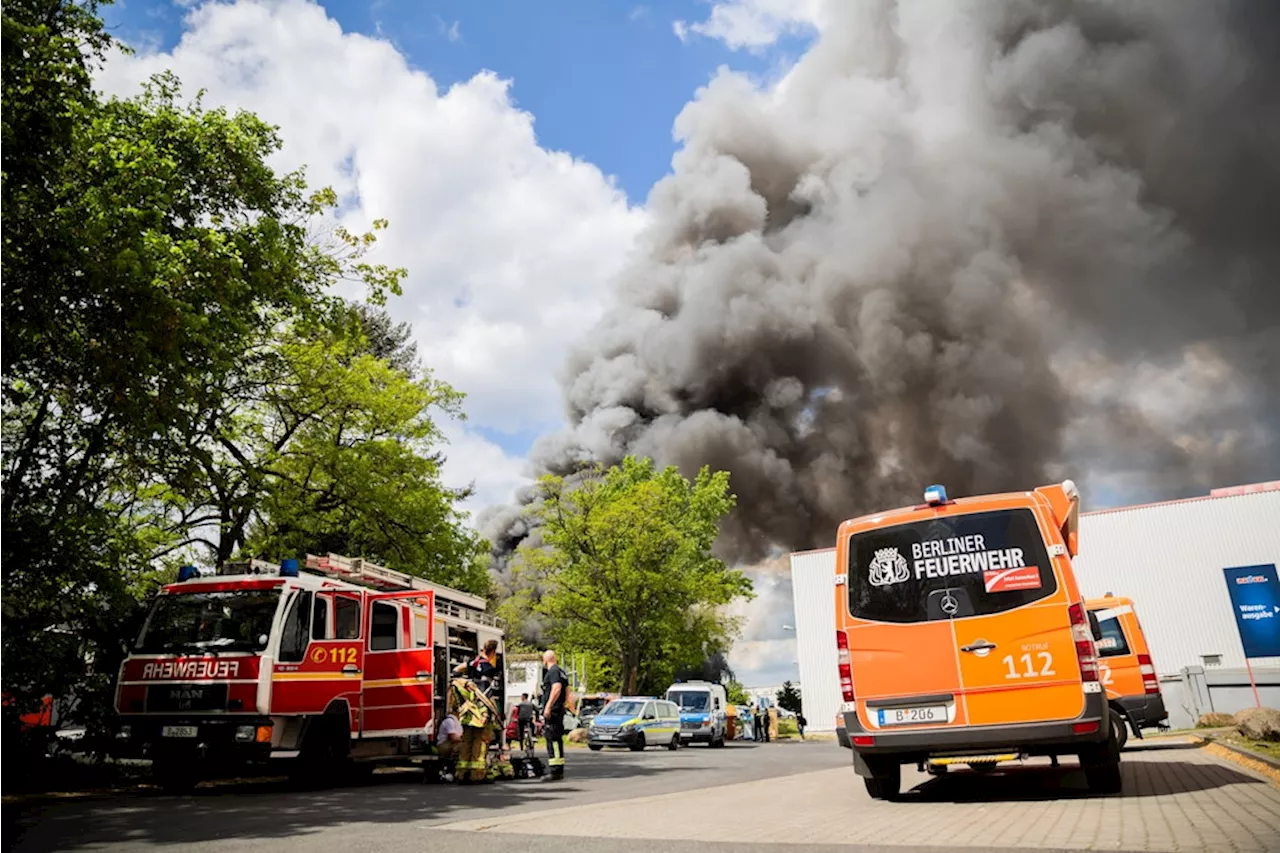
<box><xmin>1072</xmin><ymin>490</ymin><xmax>1280</xmax><ymax>675</ymax></box>
<box><xmin>790</xmin><ymin>548</ymin><xmax>840</xmax><ymax>731</ymax></box>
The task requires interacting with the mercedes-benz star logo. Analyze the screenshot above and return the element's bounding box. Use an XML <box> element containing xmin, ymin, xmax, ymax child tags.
<box><xmin>940</xmin><ymin>591</ymin><xmax>959</xmax><ymax>616</ymax></box>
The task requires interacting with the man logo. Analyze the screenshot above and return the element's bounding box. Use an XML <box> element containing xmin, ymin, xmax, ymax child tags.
<box><xmin>868</xmin><ymin>547</ymin><xmax>910</xmax><ymax>587</ymax></box>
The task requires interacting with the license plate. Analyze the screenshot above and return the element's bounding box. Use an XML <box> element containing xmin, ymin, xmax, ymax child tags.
<box><xmin>877</xmin><ymin>705</ymin><xmax>946</xmax><ymax>727</ymax></box>
<box><xmin>161</xmin><ymin>725</ymin><xmax>198</xmax><ymax>738</ymax></box>
<box><xmin>596</xmin><ymin>734</ymin><xmax>612</xmax><ymax>741</ymax></box>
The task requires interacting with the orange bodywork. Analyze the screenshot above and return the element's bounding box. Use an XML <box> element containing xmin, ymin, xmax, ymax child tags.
<box><xmin>1086</xmin><ymin>595</ymin><xmax>1154</xmax><ymax>703</ymax></box>
<box><xmin>835</xmin><ymin>483</ymin><xmax>1088</xmax><ymax>735</ymax></box>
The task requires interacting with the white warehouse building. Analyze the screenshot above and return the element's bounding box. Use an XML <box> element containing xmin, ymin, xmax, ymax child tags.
<box><xmin>791</xmin><ymin>482</ymin><xmax>1280</xmax><ymax>732</ymax></box>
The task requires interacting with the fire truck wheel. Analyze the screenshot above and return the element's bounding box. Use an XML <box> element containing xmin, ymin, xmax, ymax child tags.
<box><xmin>152</xmin><ymin>758</ymin><xmax>201</xmax><ymax>794</ymax></box>
<box><xmin>292</xmin><ymin>716</ymin><xmax>352</xmax><ymax>786</ymax></box>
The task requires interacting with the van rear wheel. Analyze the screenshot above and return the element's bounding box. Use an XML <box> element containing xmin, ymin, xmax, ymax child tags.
<box><xmin>862</xmin><ymin>763</ymin><xmax>900</xmax><ymax>800</ymax></box>
<box><xmin>1080</xmin><ymin>729</ymin><xmax>1123</xmax><ymax>795</ymax></box>
<box><xmin>1111</xmin><ymin>710</ymin><xmax>1130</xmax><ymax>750</ymax></box>
<box><xmin>668</xmin><ymin>734</ymin><xmax>679</xmax><ymax>751</ymax></box>
<box><xmin>1084</xmin><ymin>757</ymin><xmax>1122</xmax><ymax>794</ymax></box>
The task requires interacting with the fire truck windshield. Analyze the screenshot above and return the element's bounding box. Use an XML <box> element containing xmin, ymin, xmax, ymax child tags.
<box><xmin>135</xmin><ymin>589</ymin><xmax>281</xmax><ymax>654</ymax></box>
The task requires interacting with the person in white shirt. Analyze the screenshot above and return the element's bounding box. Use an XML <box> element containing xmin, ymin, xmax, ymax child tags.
<box><xmin>436</xmin><ymin>713</ymin><xmax>462</xmax><ymax>759</ymax></box>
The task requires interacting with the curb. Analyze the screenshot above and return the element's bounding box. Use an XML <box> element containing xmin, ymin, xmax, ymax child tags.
<box><xmin>1210</xmin><ymin>738</ymin><xmax>1280</xmax><ymax>772</ymax></box>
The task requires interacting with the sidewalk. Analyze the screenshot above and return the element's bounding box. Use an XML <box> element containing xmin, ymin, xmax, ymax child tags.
<box><xmin>439</xmin><ymin>740</ymin><xmax>1280</xmax><ymax>852</ymax></box>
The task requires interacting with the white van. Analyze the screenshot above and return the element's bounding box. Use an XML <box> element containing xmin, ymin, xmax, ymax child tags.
<box><xmin>665</xmin><ymin>680</ymin><xmax>728</xmax><ymax>747</ymax></box>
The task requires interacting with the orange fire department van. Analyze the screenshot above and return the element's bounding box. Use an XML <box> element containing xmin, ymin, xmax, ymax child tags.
<box><xmin>114</xmin><ymin>553</ymin><xmax>503</xmax><ymax>790</ymax></box>
<box><xmin>1086</xmin><ymin>595</ymin><xmax>1168</xmax><ymax>748</ymax></box>
<box><xmin>835</xmin><ymin>481</ymin><xmax>1121</xmax><ymax>799</ymax></box>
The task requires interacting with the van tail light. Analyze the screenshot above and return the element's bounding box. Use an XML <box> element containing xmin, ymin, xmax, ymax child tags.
<box><xmin>851</xmin><ymin>735</ymin><xmax>875</xmax><ymax>747</ymax></box>
<box><xmin>1068</xmin><ymin>602</ymin><xmax>1099</xmax><ymax>682</ymax></box>
<box><xmin>1138</xmin><ymin>654</ymin><xmax>1160</xmax><ymax>694</ymax></box>
<box><xmin>836</xmin><ymin>630</ymin><xmax>854</xmax><ymax>702</ymax></box>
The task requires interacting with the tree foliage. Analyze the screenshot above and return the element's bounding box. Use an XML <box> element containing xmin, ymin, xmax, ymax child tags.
<box><xmin>514</xmin><ymin>456</ymin><xmax>753</xmax><ymax>696</ymax></box>
<box><xmin>1</xmin><ymin>0</ymin><xmax>479</xmax><ymax>745</ymax></box>
<box><xmin>237</xmin><ymin>322</ymin><xmax>488</xmax><ymax>592</ymax></box>
<box><xmin>724</xmin><ymin>679</ymin><xmax>750</xmax><ymax>706</ymax></box>
<box><xmin>775</xmin><ymin>681</ymin><xmax>802</xmax><ymax>714</ymax></box>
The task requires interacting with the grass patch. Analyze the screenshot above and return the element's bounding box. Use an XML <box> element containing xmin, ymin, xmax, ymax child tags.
<box><xmin>1220</xmin><ymin>734</ymin><xmax>1280</xmax><ymax>761</ymax></box>
<box><xmin>532</xmin><ymin>736</ymin><xmax>588</xmax><ymax>750</ymax></box>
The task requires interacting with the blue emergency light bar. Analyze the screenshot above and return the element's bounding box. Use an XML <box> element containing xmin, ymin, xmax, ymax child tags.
<box><xmin>177</xmin><ymin>565</ymin><xmax>199</xmax><ymax>582</ymax></box>
<box><xmin>280</xmin><ymin>559</ymin><xmax>300</xmax><ymax>577</ymax></box>
<box><xmin>924</xmin><ymin>484</ymin><xmax>948</xmax><ymax>506</ymax></box>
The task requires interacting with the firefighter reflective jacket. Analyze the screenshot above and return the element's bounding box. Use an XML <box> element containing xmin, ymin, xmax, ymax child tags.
<box><xmin>450</xmin><ymin>677</ymin><xmax>500</xmax><ymax>731</ymax></box>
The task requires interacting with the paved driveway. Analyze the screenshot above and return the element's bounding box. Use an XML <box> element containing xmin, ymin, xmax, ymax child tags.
<box><xmin>439</xmin><ymin>738</ymin><xmax>1280</xmax><ymax>852</ymax></box>
<box><xmin>8</xmin><ymin>738</ymin><xmax>1279</xmax><ymax>853</ymax></box>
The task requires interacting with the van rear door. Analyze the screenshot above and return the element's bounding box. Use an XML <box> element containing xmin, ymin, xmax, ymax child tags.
<box><xmin>845</xmin><ymin>522</ymin><xmax>964</xmax><ymax>732</ymax></box>
<box><xmin>945</xmin><ymin>506</ymin><xmax>1083</xmax><ymax>726</ymax></box>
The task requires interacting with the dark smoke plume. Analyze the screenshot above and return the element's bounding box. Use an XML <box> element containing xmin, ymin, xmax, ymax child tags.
<box><xmin>481</xmin><ymin>0</ymin><xmax>1280</xmax><ymax>580</ymax></box>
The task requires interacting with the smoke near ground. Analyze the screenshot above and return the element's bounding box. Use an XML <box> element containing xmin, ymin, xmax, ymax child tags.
<box><xmin>481</xmin><ymin>0</ymin><xmax>1280</xmax><ymax>602</ymax></box>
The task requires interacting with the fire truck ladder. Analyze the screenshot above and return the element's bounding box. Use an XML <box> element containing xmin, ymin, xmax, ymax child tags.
<box><xmin>303</xmin><ymin>553</ymin><xmax>501</xmax><ymax>628</ymax></box>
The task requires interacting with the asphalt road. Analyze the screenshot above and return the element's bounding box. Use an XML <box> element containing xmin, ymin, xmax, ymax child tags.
<box><xmin>8</xmin><ymin>741</ymin><xmax>843</xmax><ymax>853</ymax></box>
<box><xmin>7</xmin><ymin>737</ymin><xmax>1280</xmax><ymax>853</ymax></box>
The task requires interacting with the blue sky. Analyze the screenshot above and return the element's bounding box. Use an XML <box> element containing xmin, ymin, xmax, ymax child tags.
<box><xmin>106</xmin><ymin>0</ymin><xmax>813</xmax><ymax>210</ymax></box>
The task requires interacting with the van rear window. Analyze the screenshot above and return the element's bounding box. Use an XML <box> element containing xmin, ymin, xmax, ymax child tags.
<box><xmin>1091</xmin><ymin>612</ymin><xmax>1132</xmax><ymax>657</ymax></box>
<box><xmin>848</xmin><ymin>508</ymin><xmax>1057</xmax><ymax>624</ymax></box>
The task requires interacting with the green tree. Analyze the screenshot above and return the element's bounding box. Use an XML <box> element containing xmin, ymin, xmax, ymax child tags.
<box><xmin>776</xmin><ymin>681</ymin><xmax>802</xmax><ymax>714</ymax></box>
<box><xmin>234</xmin><ymin>322</ymin><xmax>489</xmax><ymax>592</ymax></box>
<box><xmin>725</xmin><ymin>679</ymin><xmax>751</xmax><ymax>706</ymax></box>
<box><xmin>1</xmin><ymin>0</ymin><xmax>405</xmax><ymax>741</ymax></box>
<box><xmin>515</xmin><ymin>456</ymin><xmax>753</xmax><ymax>696</ymax></box>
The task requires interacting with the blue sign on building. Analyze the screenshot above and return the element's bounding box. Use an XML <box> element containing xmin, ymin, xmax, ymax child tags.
<box><xmin>1223</xmin><ymin>564</ymin><xmax>1280</xmax><ymax>659</ymax></box>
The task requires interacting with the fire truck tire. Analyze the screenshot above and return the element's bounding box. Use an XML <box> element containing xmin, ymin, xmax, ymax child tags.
<box><xmin>152</xmin><ymin>758</ymin><xmax>201</xmax><ymax>794</ymax></box>
<box><xmin>292</xmin><ymin>716</ymin><xmax>352</xmax><ymax>786</ymax></box>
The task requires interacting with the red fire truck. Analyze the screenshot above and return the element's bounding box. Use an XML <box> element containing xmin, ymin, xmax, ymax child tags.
<box><xmin>114</xmin><ymin>553</ymin><xmax>504</xmax><ymax>790</ymax></box>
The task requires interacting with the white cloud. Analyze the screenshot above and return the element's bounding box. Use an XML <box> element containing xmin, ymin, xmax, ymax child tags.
<box><xmin>725</xmin><ymin>558</ymin><xmax>800</xmax><ymax>685</ymax></box>
<box><xmin>437</xmin><ymin>421</ymin><xmax>530</xmax><ymax>524</ymax></box>
<box><xmin>677</xmin><ymin>0</ymin><xmax>825</xmax><ymax>50</ymax></box>
<box><xmin>96</xmin><ymin>0</ymin><xmax>647</xmax><ymax>519</ymax></box>
<box><xmin>436</xmin><ymin>16</ymin><xmax>461</xmax><ymax>43</ymax></box>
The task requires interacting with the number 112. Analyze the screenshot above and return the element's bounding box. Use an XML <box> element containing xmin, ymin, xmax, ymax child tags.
<box><xmin>1002</xmin><ymin>653</ymin><xmax>1055</xmax><ymax>679</ymax></box>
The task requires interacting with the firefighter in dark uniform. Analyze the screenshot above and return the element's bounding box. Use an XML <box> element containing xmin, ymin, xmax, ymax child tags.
<box><xmin>539</xmin><ymin>649</ymin><xmax>569</xmax><ymax>781</ymax></box>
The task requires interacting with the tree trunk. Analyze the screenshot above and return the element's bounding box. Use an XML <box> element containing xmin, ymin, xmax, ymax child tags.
<box><xmin>622</xmin><ymin>643</ymin><xmax>640</xmax><ymax>695</ymax></box>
